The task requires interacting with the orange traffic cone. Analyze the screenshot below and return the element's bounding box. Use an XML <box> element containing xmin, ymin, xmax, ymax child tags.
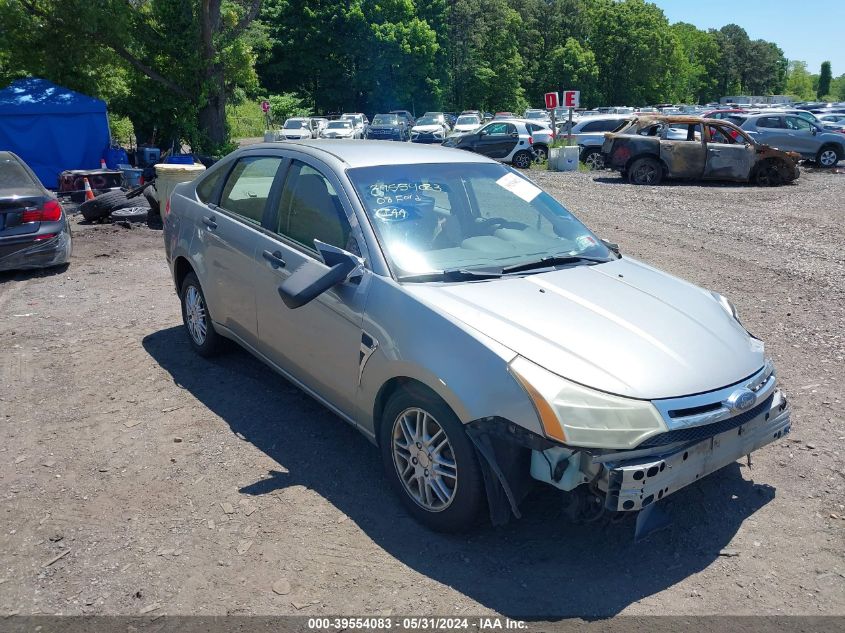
<box><xmin>100</xmin><ymin>158</ymin><xmax>107</xmax><ymax>169</ymax></box>
<box><xmin>83</xmin><ymin>177</ymin><xmax>95</xmax><ymax>201</ymax></box>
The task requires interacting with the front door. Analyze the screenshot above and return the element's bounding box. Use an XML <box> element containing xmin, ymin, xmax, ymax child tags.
<box><xmin>784</xmin><ymin>115</ymin><xmax>818</xmax><ymax>156</ymax></box>
<box><xmin>201</xmin><ymin>155</ymin><xmax>284</xmax><ymax>346</ymax></box>
<box><xmin>475</xmin><ymin>122</ymin><xmax>518</xmax><ymax>159</ymax></box>
<box><xmin>703</xmin><ymin>123</ymin><xmax>756</xmax><ymax>181</ymax></box>
<box><xmin>253</xmin><ymin>157</ymin><xmax>370</xmax><ymax>417</ymax></box>
<box><xmin>659</xmin><ymin>123</ymin><xmax>705</xmax><ymax>179</ymax></box>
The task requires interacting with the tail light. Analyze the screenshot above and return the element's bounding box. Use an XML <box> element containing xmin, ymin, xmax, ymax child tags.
<box><xmin>164</xmin><ymin>196</ymin><xmax>171</xmax><ymax>217</ymax></box>
<box><xmin>21</xmin><ymin>200</ymin><xmax>62</xmax><ymax>223</ymax></box>
<box><xmin>528</xmin><ymin>136</ymin><xmax>534</xmax><ymax>145</ymax></box>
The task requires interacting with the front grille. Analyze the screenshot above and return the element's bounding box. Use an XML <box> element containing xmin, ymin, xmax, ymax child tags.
<box><xmin>638</xmin><ymin>395</ymin><xmax>773</xmax><ymax>448</ymax></box>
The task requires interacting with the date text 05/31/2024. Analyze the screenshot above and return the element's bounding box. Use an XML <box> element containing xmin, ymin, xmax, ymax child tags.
<box><xmin>306</xmin><ymin>617</ymin><xmax>529</xmax><ymax>630</ymax></box>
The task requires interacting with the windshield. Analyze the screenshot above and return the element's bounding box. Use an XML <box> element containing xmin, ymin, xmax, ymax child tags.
<box><xmin>416</xmin><ymin>116</ymin><xmax>439</xmax><ymax>125</ymax></box>
<box><xmin>327</xmin><ymin>121</ymin><xmax>352</xmax><ymax>129</ymax></box>
<box><xmin>348</xmin><ymin>163</ymin><xmax>612</xmax><ymax>277</ymax></box>
<box><xmin>373</xmin><ymin>114</ymin><xmax>399</xmax><ymax>125</ymax></box>
<box><xmin>284</xmin><ymin>120</ymin><xmax>308</xmax><ymax>129</ymax></box>
<box><xmin>525</xmin><ymin>111</ymin><xmax>546</xmax><ymax>119</ymax></box>
<box><xmin>456</xmin><ymin>116</ymin><xmax>480</xmax><ymax>125</ymax></box>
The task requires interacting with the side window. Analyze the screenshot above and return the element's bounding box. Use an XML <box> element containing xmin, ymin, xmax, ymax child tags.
<box><xmin>786</xmin><ymin>116</ymin><xmax>812</xmax><ymax>131</ymax></box>
<box><xmin>485</xmin><ymin>123</ymin><xmax>508</xmax><ymax>136</ymax></box>
<box><xmin>505</xmin><ymin>123</ymin><xmax>517</xmax><ymax>135</ymax></box>
<box><xmin>758</xmin><ymin>116</ymin><xmax>785</xmax><ymax>129</ymax></box>
<box><xmin>196</xmin><ymin>167</ymin><xmax>225</xmax><ymax>203</ymax></box>
<box><xmin>219</xmin><ymin>156</ymin><xmax>282</xmax><ymax>224</ymax></box>
<box><xmin>707</xmin><ymin>125</ymin><xmax>735</xmax><ymax>144</ymax></box>
<box><xmin>275</xmin><ymin>160</ymin><xmax>355</xmax><ymax>253</ymax></box>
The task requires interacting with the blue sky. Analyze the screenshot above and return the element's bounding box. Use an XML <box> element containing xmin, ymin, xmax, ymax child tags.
<box><xmin>650</xmin><ymin>0</ymin><xmax>843</xmax><ymax>77</ymax></box>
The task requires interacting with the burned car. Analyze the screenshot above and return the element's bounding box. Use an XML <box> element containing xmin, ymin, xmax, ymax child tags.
<box><xmin>164</xmin><ymin>141</ymin><xmax>791</xmax><ymax>537</ymax></box>
<box><xmin>602</xmin><ymin>116</ymin><xmax>800</xmax><ymax>186</ymax></box>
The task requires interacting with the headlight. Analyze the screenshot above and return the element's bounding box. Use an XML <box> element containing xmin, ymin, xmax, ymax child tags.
<box><xmin>509</xmin><ymin>356</ymin><xmax>667</xmax><ymax>449</ymax></box>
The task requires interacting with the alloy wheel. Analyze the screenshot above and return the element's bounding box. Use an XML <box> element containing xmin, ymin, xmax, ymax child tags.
<box><xmin>584</xmin><ymin>152</ymin><xmax>605</xmax><ymax>170</ymax></box>
<box><xmin>632</xmin><ymin>163</ymin><xmax>658</xmax><ymax>184</ymax></box>
<box><xmin>819</xmin><ymin>149</ymin><xmax>838</xmax><ymax>167</ymax></box>
<box><xmin>184</xmin><ymin>285</ymin><xmax>207</xmax><ymax>345</ymax></box>
<box><xmin>391</xmin><ymin>407</ymin><xmax>458</xmax><ymax>512</ymax></box>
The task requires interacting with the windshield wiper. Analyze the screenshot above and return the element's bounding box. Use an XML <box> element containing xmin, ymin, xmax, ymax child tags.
<box><xmin>397</xmin><ymin>268</ymin><xmax>502</xmax><ymax>283</ymax></box>
<box><xmin>501</xmin><ymin>255</ymin><xmax>610</xmax><ymax>274</ymax></box>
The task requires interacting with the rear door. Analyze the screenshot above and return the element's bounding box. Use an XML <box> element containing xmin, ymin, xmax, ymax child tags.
<box><xmin>749</xmin><ymin>115</ymin><xmax>790</xmax><ymax>149</ymax></box>
<box><xmin>200</xmin><ymin>154</ymin><xmax>284</xmax><ymax>347</ymax></box>
<box><xmin>703</xmin><ymin>123</ymin><xmax>755</xmax><ymax>181</ymax></box>
<box><xmin>253</xmin><ymin>157</ymin><xmax>370</xmax><ymax>417</ymax></box>
<box><xmin>659</xmin><ymin>123</ymin><xmax>706</xmax><ymax>179</ymax></box>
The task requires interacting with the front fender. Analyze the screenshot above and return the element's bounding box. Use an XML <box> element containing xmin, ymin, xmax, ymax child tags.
<box><xmin>355</xmin><ymin>276</ymin><xmax>545</xmax><ymax>439</ymax></box>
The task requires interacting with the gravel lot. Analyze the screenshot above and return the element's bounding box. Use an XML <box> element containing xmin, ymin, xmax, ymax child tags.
<box><xmin>0</xmin><ymin>168</ymin><xmax>843</xmax><ymax>618</ymax></box>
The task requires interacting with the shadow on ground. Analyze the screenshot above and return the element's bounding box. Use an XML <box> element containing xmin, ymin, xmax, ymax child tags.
<box><xmin>143</xmin><ymin>326</ymin><xmax>775</xmax><ymax>619</ymax></box>
<box><xmin>0</xmin><ymin>262</ymin><xmax>69</xmax><ymax>283</ymax></box>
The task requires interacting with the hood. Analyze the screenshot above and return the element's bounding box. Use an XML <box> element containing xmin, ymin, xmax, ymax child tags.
<box><xmin>403</xmin><ymin>257</ymin><xmax>764</xmax><ymax>400</ymax></box>
<box><xmin>370</xmin><ymin>125</ymin><xmax>401</xmax><ymax>131</ymax></box>
<box><xmin>323</xmin><ymin>129</ymin><xmax>353</xmax><ymax>137</ymax></box>
<box><xmin>413</xmin><ymin>124</ymin><xmax>445</xmax><ymax>133</ymax></box>
<box><xmin>454</xmin><ymin>125</ymin><xmax>478</xmax><ymax>132</ymax></box>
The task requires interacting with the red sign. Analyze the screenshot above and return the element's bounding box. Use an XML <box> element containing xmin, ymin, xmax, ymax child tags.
<box><xmin>544</xmin><ymin>92</ymin><xmax>559</xmax><ymax>109</ymax></box>
<box><xmin>261</xmin><ymin>100</ymin><xmax>270</xmax><ymax>113</ymax></box>
<box><xmin>563</xmin><ymin>90</ymin><xmax>580</xmax><ymax>108</ymax></box>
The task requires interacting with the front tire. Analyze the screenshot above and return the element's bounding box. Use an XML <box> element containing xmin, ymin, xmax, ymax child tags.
<box><xmin>816</xmin><ymin>145</ymin><xmax>841</xmax><ymax>168</ymax></box>
<box><xmin>380</xmin><ymin>387</ymin><xmax>484</xmax><ymax>532</ymax></box>
<box><xmin>628</xmin><ymin>157</ymin><xmax>663</xmax><ymax>185</ymax></box>
<box><xmin>180</xmin><ymin>272</ymin><xmax>223</xmax><ymax>357</ymax></box>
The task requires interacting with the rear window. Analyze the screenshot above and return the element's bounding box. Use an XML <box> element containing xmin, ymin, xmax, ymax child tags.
<box><xmin>196</xmin><ymin>167</ymin><xmax>225</xmax><ymax>203</ymax></box>
<box><xmin>0</xmin><ymin>156</ymin><xmax>38</xmax><ymax>189</ymax></box>
<box><xmin>579</xmin><ymin>119</ymin><xmax>624</xmax><ymax>133</ymax></box>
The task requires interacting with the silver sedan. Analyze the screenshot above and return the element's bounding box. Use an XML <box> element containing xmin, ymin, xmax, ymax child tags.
<box><xmin>163</xmin><ymin>141</ymin><xmax>790</xmax><ymax>534</ymax></box>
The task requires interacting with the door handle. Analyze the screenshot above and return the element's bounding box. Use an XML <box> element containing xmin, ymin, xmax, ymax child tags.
<box><xmin>710</xmin><ymin>149</ymin><xmax>721</xmax><ymax>154</ymax></box>
<box><xmin>202</xmin><ymin>216</ymin><xmax>217</xmax><ymax>229</ymax></box>
<box><xmin>262</xmin><ymin>249</ymin><xmax>286</xmax><ymax>269</ymax></box>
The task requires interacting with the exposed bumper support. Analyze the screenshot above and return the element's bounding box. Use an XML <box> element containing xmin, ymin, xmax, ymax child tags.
<box><xmin>602</xmin><ymin>389</ymin><xmax>790</xmax><ymax>512</ymax></box>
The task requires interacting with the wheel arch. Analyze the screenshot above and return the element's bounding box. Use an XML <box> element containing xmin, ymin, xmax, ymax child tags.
<box><xmin>173</xmin><ymin>255</ymin><xmax>195</xmax><ymax>293</ymax></box>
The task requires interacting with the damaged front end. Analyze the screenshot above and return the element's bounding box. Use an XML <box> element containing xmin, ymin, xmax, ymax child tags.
<box><xmin>467</xmin><ymin>379</ymin><xmax>791</xmax><ymax>540</ymax></box>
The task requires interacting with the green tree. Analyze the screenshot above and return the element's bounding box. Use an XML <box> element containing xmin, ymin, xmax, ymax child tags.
<box><xmin>671</xmin><ymin>23</ymin><xmax>722</xmax><ymax>103</ymax></box>
<box><xmin>785</xmin><ymin>60</ymin><xmax>815</xmax><ymax>100</ymax></box>
<box><xmin>587</xmin><ymin>0</ymin><xmax>680</xmax><ymax>105</ymax></box>
<box><xmin>817</xmin><ymin>61</ymin><xmax>832</xmax><ymax>99</ymax></box>
<box><xmin>1</xmin><ymin>0</ymin><xmax>266</xmax><ymax>153</ymax></box>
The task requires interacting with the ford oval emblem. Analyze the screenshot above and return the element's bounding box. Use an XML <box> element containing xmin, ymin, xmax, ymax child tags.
<box><xmin>725</xmin><ymin>388</ymin><xmax>757</xmax><ymax>412</ymax></box>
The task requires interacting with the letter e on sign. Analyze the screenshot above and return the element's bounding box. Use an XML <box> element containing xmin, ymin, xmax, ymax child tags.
<box><xmin>563</xmin><ymin>91</ymin><xmax>580</xmax><ymax>108</ymax></box>
<box><xmin>544</xmin><ymin>92</ymin><xmax>559</xmax><ymax>109</ymax></box>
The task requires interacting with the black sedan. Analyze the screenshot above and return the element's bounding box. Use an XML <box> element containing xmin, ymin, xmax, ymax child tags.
<box><xmin>0</xmin><ymin>151</ymin><xmax>72</xmax><ymax>272</ymax></box>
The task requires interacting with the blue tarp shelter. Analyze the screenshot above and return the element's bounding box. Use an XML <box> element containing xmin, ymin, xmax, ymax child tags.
<box><xmin>0</xmin><ymin>78</ymin><xmax>110</xmax><ymax>188</ymax></box>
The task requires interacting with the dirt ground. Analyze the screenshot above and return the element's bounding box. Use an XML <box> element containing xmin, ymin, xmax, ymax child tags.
<box><xmin>0</xmin><ymin>167</ymin><xmax>843</xmax><ymax>619</ymax></box>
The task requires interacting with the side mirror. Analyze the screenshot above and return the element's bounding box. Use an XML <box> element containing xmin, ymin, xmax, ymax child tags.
<box><xmin>479</xmin><ymin>129</ymin><xmax>488</xmax><ymax>136</ymax></box>
<box><xmin>277</xmin><ymin>241</ymin><xmax>363</xmax><ymax>309</ymax></box>
<box><xmin>811</xmin><ymin>127</ymin><xmax>818</xmax><ymax>135</ymax></box>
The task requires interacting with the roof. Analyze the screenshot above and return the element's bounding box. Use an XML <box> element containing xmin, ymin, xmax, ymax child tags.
<box><xmin>0</xmin><ymin>78</ymin><xmax>106</xmax><ymax>115</ymax></box>
<box><xmin>246</xmin><ymin>139</ymin><xmax>495</xmax><ymax>168</ymax></box>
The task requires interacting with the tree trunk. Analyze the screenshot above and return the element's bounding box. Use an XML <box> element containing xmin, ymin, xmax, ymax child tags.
<box><xmin>198</xmin><ymin>65</ymin><xmax>227</xmax><ymax>151</ymax></box>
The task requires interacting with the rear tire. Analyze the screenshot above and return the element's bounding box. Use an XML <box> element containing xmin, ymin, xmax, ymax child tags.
<box><xmin>533</xmin><ymin>144</ymin><xmax>548</xmax><ymax>162</ymax></box>
<box><xmin>816</xmin><ymin>145</ymin><xmax>841</xmax><ymax>168</ymax></box>
<box><xmin>180</xmin><ymin>272</ymin><xmax>223</xmax><ymax>358</ymax></box>
<box><xmin>628</xmin><ymin>157</ymin><xmax>663</xmax><ymax>185</ymax></box>
<box><xmin>512</xmin><ymin>150</ymin><xmax>532</xmax><ymax>169</ymax></box>
<box><xmin>379</xmin><ymin>387</ymin><xmax>484</xmax><ymax>532</ymax></box>
<box><xmin>581</xmin><ymin>148</ymin><xmax>605</xmax><ymax>170</ymax></box>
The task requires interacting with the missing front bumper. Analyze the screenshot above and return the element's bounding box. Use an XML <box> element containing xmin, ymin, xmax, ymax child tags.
<box><xmin>602</xmin><ymin>389</ymin><xmax>790</xmax><ymax>512</ymax></box>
